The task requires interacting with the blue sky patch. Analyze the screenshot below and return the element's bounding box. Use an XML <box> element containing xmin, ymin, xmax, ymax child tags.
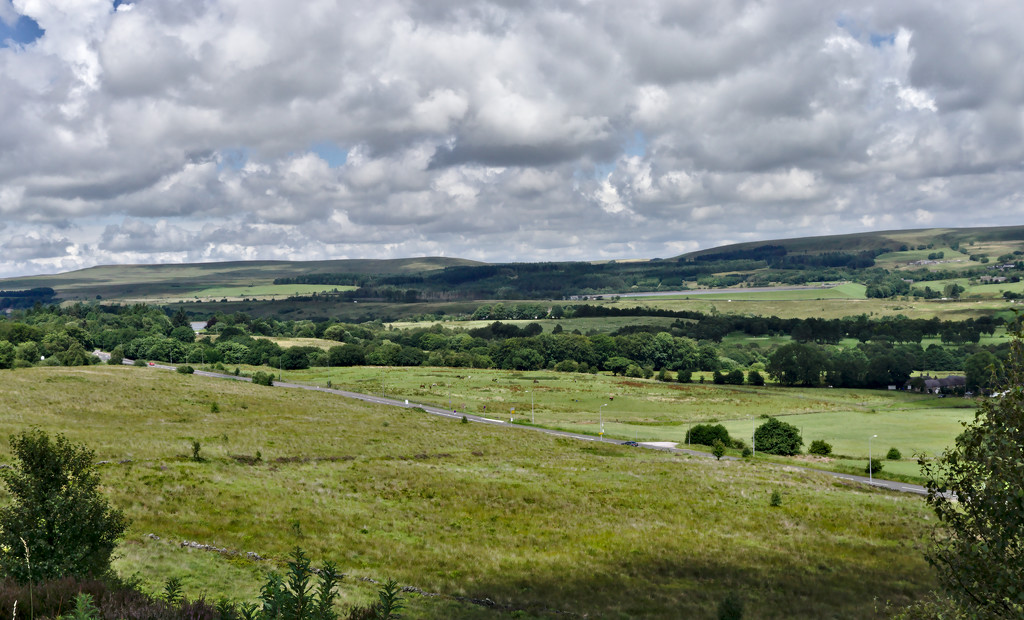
<box><xmin>217</xmin><ymin>148</ymin><xmax>249</xmax><ymax>171</ymax></box>
<box><xmin>623</xmin><ymin>131</ymin><xmax>647</xmax><ymax>158</ymax></box>
<box><xmin>835</xmin><ymin>15</ymin><xmax>894</xmax><ymax>48</ymax></box>
<box><xmin>0</xmin><ymin>11</ymin><xmax>43</xmax><ymax>48</ymax></box>
<box><xmin>311</xmin><ymin>141</ymin><xmax>348</xmax><ymax>168</ymax></box>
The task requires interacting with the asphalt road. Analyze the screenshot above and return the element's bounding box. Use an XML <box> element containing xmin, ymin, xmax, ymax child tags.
<box><xmin>96</xmin><ymin>351</ymin><xmax>929</xmax><ymax>496</ymax></box>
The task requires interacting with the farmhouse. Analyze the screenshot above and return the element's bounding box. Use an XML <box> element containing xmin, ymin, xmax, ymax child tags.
<box><xmin>905</xmin><ymin>375</ymin><xmax>966</xmax><ymax>394</ymax></box>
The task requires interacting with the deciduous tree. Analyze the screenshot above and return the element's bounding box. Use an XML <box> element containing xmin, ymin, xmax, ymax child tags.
<box><xmin>921</xmin><ymin>327</ymin><xmax>1024</xmax><ymax>617</ymax></box>
<box><xmin>0</xmin><ymin>430</ymin><xmax>129</xmax><ymax>582</ymax></box>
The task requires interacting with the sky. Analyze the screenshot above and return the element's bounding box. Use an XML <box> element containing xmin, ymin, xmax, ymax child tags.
<box><xmin>1</xmin><ymin>0</ymin><xmax>1023</xmax><ymax>279</ymax></box>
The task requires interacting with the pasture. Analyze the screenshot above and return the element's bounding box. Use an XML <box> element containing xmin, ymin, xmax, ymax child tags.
<box><xmin>283</xmin><ymin>365</ymin><xmax>972</xmax><ymax>481</ymax></box>
<box><xmin>126</xmin><ymin>283</ymin><xmax>355</xmax><ymax>304</ymax></box>
<box><xmin>0</xmin><ymin>365</ymin><xmax>938</xmax><ymax>618</ymax></box>
<box><xmin>586</xmin><ymin>294</ymin><xmax>1011</xmax><ymax>320</ymax></box>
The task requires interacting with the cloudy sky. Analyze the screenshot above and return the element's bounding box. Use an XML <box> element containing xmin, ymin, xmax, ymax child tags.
<box><xmin>1</xmin><ymin>0</ymin><xmax>1023</xmax><ymax>278</ymax></box>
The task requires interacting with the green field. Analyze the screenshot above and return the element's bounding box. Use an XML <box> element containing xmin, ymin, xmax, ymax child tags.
<box><xmin>583</xmin><ymin>294</ymin><xmax>1010</xmax><ymax>320</ymax></box>
<box><xmin>280</xmin><ymin>365</ymin><xmax>971</xmax><ymax>482</ymax></box>
<box><xmin>0</xmin><ymin>365</ymin><xmax>938</xmax><ymax>618</ymax></box>
<box><xmin>623</xmin><ymin>282</ymin><xmax>868</xmax><ymax>301</ymax></box>
<box><xmin>152</xmin><ymin>283</ymin><xmax>356</xmax><ymax>302</ymax></box>
<box><xmin>718</xmin><ymin>407</ymin><xmax>971</xmax><ymax>460</ymax></box>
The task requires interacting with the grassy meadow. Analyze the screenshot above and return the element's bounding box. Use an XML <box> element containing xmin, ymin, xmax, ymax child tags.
<box><xmin>583</xmin><ymin>294</ymin><xmax>1012</xmax><ymax>320</ymax></box>
<box><xmin>279</xmin><ymin>364</ymin><xmax>972</xmax><ymax>481</ymax></box>
<box><xmin>150</xmin><ymin>283</ymin><xmax>357</xmax><ymax>303</ymax></box>
<box><xmin>0</xmin><ymin>365</ymin><xmax>940</xmax><ymax>618</ymax></box>
<box><xmin>616</xmin><ymin>282</ymin><xmax>868</xmax><ymax>301</ymax></box>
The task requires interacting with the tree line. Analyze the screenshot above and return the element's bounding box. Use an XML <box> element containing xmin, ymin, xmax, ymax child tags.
<box><xmin>0</xmin><ymin>303</ymin><xmax>1011</xmax><ymax>393</ymax></box>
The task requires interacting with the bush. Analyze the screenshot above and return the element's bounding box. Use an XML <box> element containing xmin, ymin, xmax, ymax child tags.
<box><xmin>741</xmin><ymin>447</ymin><xmax>752</xmax><ymax>458</ymax></box>
<box><xmin>753</xmin><ymin>418</ymin><xmax>803</xmax><ymax>455</ymax></box>
<box><xmin>717</xmin><ymin>591</ymin><xmax>744</xmax><ymax>620</ymax></box>
<box><xmin>176</xmin><ymin>365</ymin><xmax>195</xmax><ymax>374</ymax></box>
<box><xmin>725</xmin><ymin>369</ymin><xmax>745</xmax><ymax>384</ymax></box>
<box><xmin>866</xmin><ymin>458</ymin><xmax>883</xmax><ymax>475</ymax></box>
<box><xmin>685</xmin><ymin>424</ymin><xmax>731</xmax><ymax>447</ymax></box>
<box><xmin>676</xmin><ymin>369</ymin><xmax>692</xmax><ymax>383</ymax></box>
<box><xmin>108</xmin><ymin>345</ymin><xmax>124</xmax><ymax>366</ymax></box>
<box><xmin>808</xmin><ymin>440</ymin><xmax>833</xmax><ymax>456</ymax></box>
<box><xmin>133</xmin><ymin>358</ymin><xmax>147</xmax><ymax>367</ymax></box>
<box><xmin>770</xmin><ymin>490</ymin><xmax>782</xmax><ymax>507</ymax></box>
<box><xmin>747</xmin><ymin>370</ymin><xmax>765</xmax><ymax>386</ymax></box>
<box><xmin>554</xmin><ymin>359</ymin><xmax>578</xmax><ymax>373</ymax></box>
<box><xmin>0</xmin><ymin>430</ymin><xmax>129</xmax><ymax>582</ymax></box>
<box><xmin>712</xmin><ymin>439</ymin><xmax>726</xmax><ymax>460</ymax></box>
<box><xmin>886</xmin><ymin>447</ymin><xmax>902</xmax><ymax>460</ymax></box>
<box><xmin>252</xmin><ymin>371</ymin><xmax>274</xmax><ymax>386</ymax></box>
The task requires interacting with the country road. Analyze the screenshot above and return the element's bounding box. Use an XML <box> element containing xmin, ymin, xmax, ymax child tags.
<box><xmin>97</xmin><ymin>351</ymin><xmax>929</xmax><ymax>497</ymax></box>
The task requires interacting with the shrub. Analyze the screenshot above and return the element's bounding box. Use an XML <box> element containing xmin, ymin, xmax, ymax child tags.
<box><xmin>866</xmin><ymin>458</ymin><xmax>883</xmax><ymax>475</ymax></box>
<box><xmin>676</xmin><ymin>369</ymin><xmax>692</xmax><ymax>383</ymax></box>
<box><xmin>753</xmin><ymin>418</ymin><xmax>803</xmax><ymax>456</ymax></box>
<box><xmin>0</xmin><ymin>430</ymin><xmax>129</xmax><ymax>582</ymax></box>
<box><xmin>747</xmin><ymin>370</ymin><xmax>765</xmax><ymax>386</ymax></box>
<box><xmin>886</xmin><ymin>447</ymin><xmax>902</xmax><ymax>460</ymax></box>
<box><xmin>741</xmin><ymin>447</ymin><xmax>752</xmax><ymax>458</ymax></box>
<box><xmin>712</xmin><ymin>439</ymin><xmax>726</xmax><ymax>460</ymax></box>
<box><xmin>253</xmin><ymin>371</ymin><xmax>274</xmax><ymax>386</ymax></box>
<box><xmin>133</xmin><ymin>358</ymin><xmax>147</xmax><ymax>367</ymax></box>
<box><xmin>108</xmin><ymin>345</ymin><xmax>124</xmax><ymax>366</ymax></box>
<box><xmin>718</xmin><ymin>591</ymin><xmax>744</xmax><ymax>620</ymax></box>
<box><xmin>685</xmin><ymin>424</ymin><xmax>731</xmax><ymax>447</ymax></box>
<box><xmin>191</xmin><ymin>441</ymin><xmax>202</xmax><ymax>462</ymax></box>
<box><xmin>176</xmin><ymin>365</ymin><xmax>195</xmax><ymax>374</ymax></box>
<box><xmin>770</xmin><ymin>490</ymin><xmax>782</xmax><ymax>507</ymax></box>
<box><xmin>554</xmin><ymin>359</ymin><xmax>578</xmax><ymax>373</ymax></box>
<box><xmin>808</xmin><ymin>440</ymin><xmax>833</xmax><ymax>456</ymax></box>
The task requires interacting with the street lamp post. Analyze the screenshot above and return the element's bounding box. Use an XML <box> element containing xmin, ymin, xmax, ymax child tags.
<box><xmin>529</xmin><ymin>390</ymin><xmax>535</xmax><ymax>423</ymax></box>
<box><xmin>600</xmin><ymin>403</ymin><xmax>608</xmax><ymax>439</ymax></box>
<box><xmin>751</xmin><ymin>416</ymin><xmax>756</xmax><ymax>457</ymax></box>
<box><xmin>869</xmin><ymin>434</ymin><xmax>878</xmax><ymax>482</ymax></box>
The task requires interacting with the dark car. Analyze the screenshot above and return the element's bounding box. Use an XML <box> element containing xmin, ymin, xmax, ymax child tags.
<box><xmin>622</xmin><ymin>441</ymin><xmax>639</xmax><ymax>447</ymax></box>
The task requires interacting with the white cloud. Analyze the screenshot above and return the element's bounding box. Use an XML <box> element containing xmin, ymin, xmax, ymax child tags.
<box><xmin>0</xmin><ymin>0</ymin><xmax>1023</xmax><ymax>277</ymax></box>
<box><xmin>737</xmin><ymin>169</ymin><xmax>821</xmax><ymax>202</ymax></box>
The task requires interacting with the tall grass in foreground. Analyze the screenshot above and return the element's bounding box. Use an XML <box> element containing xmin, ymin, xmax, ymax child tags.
<box><xmin>0</xmin><ymin>366</ymin><xmax>937</xmax><ymax>618</ymax></box>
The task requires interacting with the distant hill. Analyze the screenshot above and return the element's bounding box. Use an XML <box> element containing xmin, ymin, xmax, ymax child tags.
<box><xmin>0</xmin><ymin>257</ymin><xmax>482</xmax><ymax>302</ymax></box>
<box><xmin>680</xmin><ymin>226</ymin><xmax>1024</xmax><ymax>259</ymax></box>
<box><xmin>2</xmin><ymin>226</ymin><xmax>1023</xmax><ymax>309</ymax></box>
